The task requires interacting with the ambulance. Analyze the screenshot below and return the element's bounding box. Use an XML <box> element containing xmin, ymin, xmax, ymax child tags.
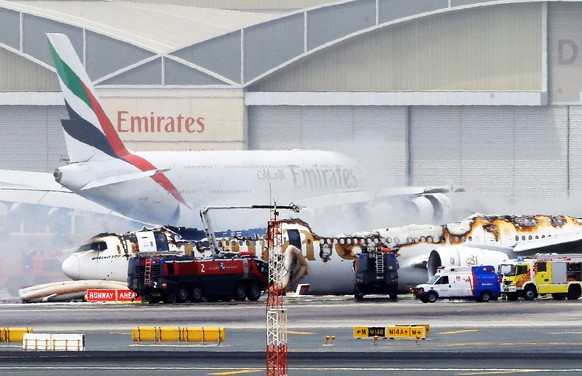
<box><xmin>414</xmin><ymin>265</ymin><xmax>500</xmax><ymax>303</ymax></box>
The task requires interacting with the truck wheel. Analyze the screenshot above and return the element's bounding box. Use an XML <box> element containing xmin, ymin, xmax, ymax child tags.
<box><xmin>427</xmin><ymin>291</ymin><xmax>438</xmax><ymax>303</ymax></box>
<box><xmin>389</xmin><ymin>293</ymin><xmax>398</xmax><ymax>301</ymax></box>
<box><xmin>478</xmin><ymin>291</ymin><xmax>491</xmax><ymax>303</ymax></box>
<box><xmin>507</xmin><ymin>292</ymin><xmax>519</xmax><ymax>301</ymax></box>
<box><xmin>354</xmin><ymin>285</ymin><xmax>364</xmax><ymax>301</ymax></box>
<box><xmin>234</xmin><ymin>284</ymin><xmax>247</xmax><ymax>301</ymax></box>
<box><xmin>177</xmin><ymin>287</ymin><xmax>189</xmax><ymax>303</ymax></box>
<box><xmin>523</xmin><ymin>286</ymin><xmax>537</xmax><ymax>301</ymax></box>
<box><xmin>246</xmin><ymin>284</ymin><xmax>261</xmax><ymax>301</ymax></box>
<box><xmin>191</xmin><ymin>285</ymin><xmax>203</xmax><ymax>303</ymax></box>
<box><xmin>567</xmin><ymin>285</ymin><xmax>581</xmax><ymax>300</ymax></box>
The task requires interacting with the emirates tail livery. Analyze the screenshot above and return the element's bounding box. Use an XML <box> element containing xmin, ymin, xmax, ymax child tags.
<box><xmin>43</xmin><ymin>33</ymin><xmax>461</xmax><ymax>229</ymax></box>
<box><xmin>46</xmin><ymin>33</ymin><xmax>368</xmax><ymax>227</ymax></box>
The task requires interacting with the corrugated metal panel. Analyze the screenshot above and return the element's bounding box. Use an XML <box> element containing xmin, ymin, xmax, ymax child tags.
<box><xmin>410</xmin><ymin>107</ymin><xmax>463</xmax><ymax>187</ymax></box>
<box><xmin>411</xmin><ymin>106</ymin><xmax>568</xmax><ymax>208</ymax></box>
<box><xmin>0</xmin><ymin>49</ymin><xmax>59</xmax><ymax>91</ymax></box>
<box><xmin>118</xmin><ymin>0</ymin><xmax>325</xmax><ymax>10</ymax></box>
<box><xmin>548</xmin><ymin>3</ymin><xmax>582</xmax><ymax>104</ymax></box>
<box><xmin>513</xmin><ymin>107</ymin><xmax>568</xmax><ymax>203</ymax></box>
<box><xmin>248</xmin><ymin>106</ymin><xmax>407</xmax><ymax>183</ymax></box>
<box><xmin>10</xmin><ymin>1</ymin><xmax>278</xmax><ymax>54</ymax></box>
<box><xmin>249</xmin><ymin>3</ymin><xmax>541</xmax><ymax>92</ymax></box>
<box><xmin>568</xmin><ymin>106</ymin><xmax>582</xmax><ymax>196</ymax></box>
<box><xmin>248</xmin><ymin>106</ymin><xmax>303</xmax><ymax>150</ymax></box>
<box><xmin>0</xmin><ymin>105</ymin><xmax>67</xmax><ymax>172</ymax></box>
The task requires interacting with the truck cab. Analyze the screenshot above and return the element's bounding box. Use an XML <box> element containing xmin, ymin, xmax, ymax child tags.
<box><xmin>414</xmin><ymin>265</ymin><xmax>500</xmax><ymax>303</ymax></box>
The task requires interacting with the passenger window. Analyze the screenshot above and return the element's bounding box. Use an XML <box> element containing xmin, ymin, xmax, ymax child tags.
<box><xmin>440</xmin><ymin>276</ymin><xmax>449</xmax><ymax>284</ymax></box>
<box><xmin>537</xmin><ymin>262</ymin><xmax>547</xmax><ymax>272</ymax></box>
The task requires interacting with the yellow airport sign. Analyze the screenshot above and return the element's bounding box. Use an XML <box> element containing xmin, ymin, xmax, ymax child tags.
<box><xmin>387</xmin><ymin>326</ymin><xmax>426</xmax><ymax>339</ymax></box>
<box><xmin>353</xmin><ymin>326</ymin><xmax>386</xmax><ymax>338</ymax></box>
<box><xmin>354</xmin><ymin>325</ymin><xmax>428</xmax><ymax>340</ymax></box>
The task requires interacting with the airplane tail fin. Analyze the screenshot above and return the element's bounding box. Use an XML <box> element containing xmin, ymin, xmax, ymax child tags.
<box><xmin>47</xmin><ymin>33</ymin><xmax>129</xmax><ymax>163</ymax></box>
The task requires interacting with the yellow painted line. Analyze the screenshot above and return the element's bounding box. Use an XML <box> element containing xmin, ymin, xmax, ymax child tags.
<box><xmin>208</xmin><ymin>370</ymin><xmax>262</xmax><ymax>375</ymax></box>
<box><xmin>287</xmin><ymin>331</ymin><xmax>314</xmax><ymax>335</ymax></box>
<box><xmin>440</xmin><ymin>329</ymin><xmax>480</xmax><ymax>335</ymax></box>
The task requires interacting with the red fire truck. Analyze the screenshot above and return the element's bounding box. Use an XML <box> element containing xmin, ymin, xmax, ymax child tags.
<box><xmin>0</xmin><ymin>251</ymin><xmax>65</xmax><ymax>297</ymax></box>
<box><xmin>127</xmin><ymin>253</ymin><xmax>269</xmax><ymax>303</ymax></box>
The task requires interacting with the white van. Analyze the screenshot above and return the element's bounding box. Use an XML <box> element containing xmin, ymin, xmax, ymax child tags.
<box><xmin>414</xmin><ymin>265</ymin><xmax>500</xmax><ymax>303</ymax></box>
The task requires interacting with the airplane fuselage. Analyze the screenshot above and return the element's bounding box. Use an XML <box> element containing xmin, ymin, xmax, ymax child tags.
<box><xmin>55</xmin><ymin>150</ymin><xmax>365</xmax><ymax>227</ymax></box>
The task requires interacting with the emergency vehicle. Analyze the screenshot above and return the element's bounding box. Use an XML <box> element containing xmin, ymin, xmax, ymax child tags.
<box><xmin>0</xmin><ymin>251</ymin><xmax>64</xmax><ymax>296</ymax></box>
<box><xmin>353</xmin><ymin>246</ymin><xmax>399</xmax><ymax>300</ymax></box>
<box><xmin>127</xmin><ymin>253</ymin><xmax>269</xmax><ymax>303</ymax></box>
<box><xmin>414</xmin><ymin>265</ymin><xmax>500</xmax><ymax>303</ymax></box>
<box><xmin>498</xmin><ymin>255</ymin><xmax>582</xmax><ymax>300</ymax></box>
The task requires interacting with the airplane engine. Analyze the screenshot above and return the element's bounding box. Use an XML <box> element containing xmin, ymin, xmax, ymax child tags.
<box><xmin>410</xmin><ymin>193</ymin><xmax>452</xmax><ymax>224</ymax></box>
<box><xmin>427</xmin><ymin>245</ymin><xmax>510</xmax><ymax>277</ymax></box>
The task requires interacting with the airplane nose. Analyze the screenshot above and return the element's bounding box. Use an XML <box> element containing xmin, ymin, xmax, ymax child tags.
<box><xmin>61</xmin><ymin>255</ymin><xmax>80</xmax><ymax>280</ymax></box>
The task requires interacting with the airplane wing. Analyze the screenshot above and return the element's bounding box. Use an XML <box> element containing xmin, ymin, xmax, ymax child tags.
<box><xmin>297</xmin><ymin>185</ymin><xmax>465</xmax><ymax>208</ymax></box>
<box><xmin>513</xmin><ymin>232</ymin><xmax>582</xmax><ymax>255</ymax></box>
<box><xmin>0</xmin><ymin>169</ymin><xmax>122</xmax><ymax>215</ymax></box>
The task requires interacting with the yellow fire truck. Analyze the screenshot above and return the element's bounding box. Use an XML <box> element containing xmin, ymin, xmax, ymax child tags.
<box><xmin>499</xmin><ymin>255</ymin><xmax>582</xmax><ymax>301</ymax></box>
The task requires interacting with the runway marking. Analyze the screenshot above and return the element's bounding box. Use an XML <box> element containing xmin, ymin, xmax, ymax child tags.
<box><xmin>440</xmin><ymin>329</ymin><xmax>480</xmax><ymax>335</ymax></box>
<box><xmin>287</xmin><ymin>330</ymin><xmax>314</xmax><ymax>335</ymax></box>
<box><xmin>208</xmin><ymin>370</ymin><xmax>262</xmax><ymax>375</ymax></box>
<box><xmin>460</xmin><ymin>371</ymin><xmax>545</xmax><ymax>375</ymax></box>
<box><xmin>438</xmin><ymin>341</ymin><xmax>582</xmax><ymax>348</ymax></box>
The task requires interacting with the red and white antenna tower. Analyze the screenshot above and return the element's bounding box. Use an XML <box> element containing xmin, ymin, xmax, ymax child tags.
<box><xmin>266</xmin><ymin>208</ymin><xmax>288</xmax><ymax>376</ymax></box>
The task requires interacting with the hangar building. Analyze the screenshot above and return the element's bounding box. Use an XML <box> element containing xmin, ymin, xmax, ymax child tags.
<box><xmin>1</xmin><ymin>0</ymin><xmax>581</xmax><ymax>211</ymax></box>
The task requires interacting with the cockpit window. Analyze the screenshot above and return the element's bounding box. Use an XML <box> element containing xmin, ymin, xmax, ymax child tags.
<box><xmin>76</xmin><ymin>241</ymin><xmax>107</xmax><ymax>252</ymax></box>
<box><xmin>154</xmin><ymin>232</ymin><xmax>169</xmax><ymax>252</ymax></box>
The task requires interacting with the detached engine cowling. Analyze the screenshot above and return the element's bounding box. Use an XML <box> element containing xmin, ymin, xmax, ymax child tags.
<box><xmin>427</xmin><ymin>245</ymin><xmax>510</xmax><ymax>277</ymax></box>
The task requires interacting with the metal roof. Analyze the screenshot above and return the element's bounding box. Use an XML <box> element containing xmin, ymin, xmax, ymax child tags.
<box><xmin>6</xmin><ymin>0</ymin><xmax>280</xmax><ymax>53</ymax></box>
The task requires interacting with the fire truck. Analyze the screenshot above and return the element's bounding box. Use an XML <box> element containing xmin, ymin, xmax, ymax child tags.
<box><xmin>353</xmin><ymin>246</ymin><xmax>399</xmax><ymax>300</ymax></box>
<box><xmin>499</xmin><ymin>255</ymin><xmax>582</xmax><ymax>301</ymax></box>
<box><xmin>0</xmin><ymin>251</ymin><xmax>64</xmax><ymax>297</ymax></box>
<box><xmin>127</xmin><ymin>253</ymin><xmax>269</xmax><ymax>303</ymax></box>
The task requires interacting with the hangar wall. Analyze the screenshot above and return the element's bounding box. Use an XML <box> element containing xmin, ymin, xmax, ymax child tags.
<box><xmin>0</xmin><ymin>106</ymin><xmax>67</xmax><ymax>171</ymax></box>
<box><xmin>248</xmin><ymin>105</ymin><xmax>570</xmax><ymax>207</ymax></box>
<box><xmin>249</xmin><ymin>3</ymin><xmax>542</xmax><ymax>92</ymax></box>
<box><xmin>2</xmin><ymin>0</ymin><xmax>582</xmax><ymax>211</ymax></box>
